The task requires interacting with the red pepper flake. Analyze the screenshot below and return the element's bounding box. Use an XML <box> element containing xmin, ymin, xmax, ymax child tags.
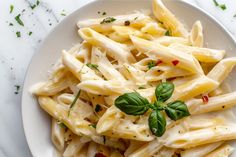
<box><xmin>202</xmin><ymin>95</ymin><xmax>209</xmax><ymax>104</ymax></box>
<box><xmin>95</xmin><ymin>153</ymin><xmax>106</xmax><ymax>157</ymax></box>
<box><xmin>172</xmin><ymin>60</ymin><xmax>179</xmax><ymax>66</ymax></box>
<box><xmin>156</xmin><ymin>59</ymin><xmax>163</xmax><ymax>66</ymax></box>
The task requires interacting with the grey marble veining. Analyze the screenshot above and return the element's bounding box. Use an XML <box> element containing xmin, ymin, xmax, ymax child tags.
<box><xmin>0</xmin><ymin>0</ymin><xmax>235</xmax><ymax>156</ymax></box>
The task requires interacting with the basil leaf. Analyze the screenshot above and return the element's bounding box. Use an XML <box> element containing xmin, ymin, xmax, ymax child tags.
<box><xmin>86</xmin><ymin>63</ymin><xmax>98</xmax><ymax>70</ymax></box>
<box><xmin>155</xmin><ymin>82</ymin><xmax>174</xmax><ymax>102</ymax></box>
<box><xmin>115</xmin><ymin>92</ymin><xmax>149</xmax><ymax>115</ymax></box>
<box><xmin>165</xmin><ymin>101</ymin><xmax>190</xmax><ymax>121</ymax></box>
<box><xmin>148</xmin><ymin>110</ymin><xmax>166</xmax><ymax>137</ymax></box>
<box><xmin>100</xmin><ymin>17</ymin><xmax>116</xmax><ymax>24</ymax></box>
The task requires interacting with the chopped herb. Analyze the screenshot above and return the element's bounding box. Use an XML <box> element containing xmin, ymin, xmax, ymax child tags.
<box><xmin>134</xmin><ymin>16</ymin><xmax>138</xmax><ymax>20</ymax></box>
<box><xmin>22</xmin><ymin>9</ymin><xmax>26</xmax><ymax>13</ymax></box>
<box><xmin>14</xmin><ymin>85</ymin><xmax>20</xmax><ymax>94</ymax></box>
<box><xmin>213</xmin><ymin>0</ymin><xmax>219</xmax><ymax>6</ymax></box>
<box><xmin>125</xmin><ymin>66</ymin><xmax>131</xmax><ymax>73</ymax></box>
<box><xmin>213</xmin><ymin>0</ymin><xmax>227</xmax><ymax>10</ymax></box>
<box><xmin>102</xmin><ymin>12</ymin><xmax>106</xmax><ymax>15</ymax></box>
<box><xmin>16</xmin><ymin>31</ymin><xmax>21</xmax><ymax>37</ymax></box>
<box><xmin>30</xmin><ymin>4</ymin><xmax>36</xmax><ymax>9</ymax></box>
<box><xmin>15</xmin><ymin>14</ymin><xmax>24</xmax><ymax>26</ymax></box>
<box><xmin>36</xmin><ymin>0</ymin><xmax>40</xmax><ymax>6</ymax></box>
<box><xmin>100</xmin><ymin>17</ymin><xmax>116</xmax><ymax>24</ymax></box>
<box><xmin>138</xmin><ymin>86</ymin><xmax>146</xmax><ymax>89</ymax></box>
<box><xmin>61</xmin><ymin>13</ymin><xmax>66</xmax><ymax>16</ymax></box>
<box><xmin>95</xmin><ymin>104</ymin><xmax>102</xmax><ymax>112</ymax></box>
<box><xmin>219</xmin><ymin>4</ymin><xmax>226</xmax><ymax>10</ymax></box>
<box><xmin>90</xmin><ymin>124</ymin><xmax>96</xmax><ymax>128</ymax></box>
<box><xmin>58</xmin><ymin>122</ymin><xmax>67</xmax><ymax>128</ymax></box>
<box><xmin>10</xmin><ymin>5</ymin><xmax>14</xmax><ymax>13</ymax></box>
<box><xmin>9</xmin><ymin>23</ymin><xmax>13</xmax><ymax>26</ymax></box>
<box><xmin>86</xmin><ymin>63</ymin><xmax>98</xmax><ymax>70</ymax></box>
<box><xmin>165</xmin><ymin>30</ymin><xmax>171</xmax><ymax>36</ymax></box>
<box><xmin>147</xmin><ymin>61</ymin><xmax>156</xmax><ymax>70</ymax></box>
<box><xmin>28</xmin><ymin>31</ymin><xmax>33</xmax><ymax>36</ymax></box>
<box><xmin>124</xmin><ymin>20</ymin><xmax>130</xmax><ymax>26</ymax></box>
<box><xmin>68</xmin><ymin>90</ymin><xmax>81</xmax><ymax>116</ymax></box>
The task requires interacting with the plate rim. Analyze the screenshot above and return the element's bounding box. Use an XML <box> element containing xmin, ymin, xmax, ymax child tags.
<box><xmin>21</xmin><ymin>0</ymin><xmax>236</xmax><ymax>156</ymax></box>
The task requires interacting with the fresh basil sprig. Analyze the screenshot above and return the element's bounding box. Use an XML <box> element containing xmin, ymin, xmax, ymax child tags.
<box><xmin>155</xmin><ymin>82</ymin><xmax>174</xmax><ymax>102</ymax></box>
<box><xmin>148</xmin><ymin>110</ymin><xmax>166</xmax><ymax>137</ymax></box>
<box><xmin>165</xmin><ymin>101</ymin><xmax>190</xmax><ymax>121</ymax></box>
<box><xmin>114</xmin><ymin>82</ymin><xmax>190</xmax><ymax>137</ymax></box>
<box><xmin>115</xmin><ymin>92</ymin><xmax>149</xmax><ymax>115</ymax></box>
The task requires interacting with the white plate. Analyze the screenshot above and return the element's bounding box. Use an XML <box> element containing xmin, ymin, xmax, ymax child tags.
<box><xmin>22</xmin><ymin>0</ymin><xmax>236</xmax><ymax>156</ymax></box>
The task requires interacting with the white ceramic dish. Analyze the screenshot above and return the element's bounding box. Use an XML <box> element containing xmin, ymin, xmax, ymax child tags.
<box><xmin>22</xmin><ymin>0</ymin><xmax>236</xmax><ymax>156</ymax></box>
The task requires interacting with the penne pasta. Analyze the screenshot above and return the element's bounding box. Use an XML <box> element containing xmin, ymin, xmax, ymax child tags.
<box><xmin>205</xmin><ymin>144</ymin><xmax>234</xmax><ymax>157</ymax></box>
<box><xmin>189</xmin><ymin>21</ymin><xmax>204</xmax><ymax>47</ymax></box>
<box><xmin>169</xmin><ymin>43</ymin><xmax>225</xmax><ymax>63</ymax></box>
<box><xmin>152</xmin><ymin>0</ymin><xmax>188</xmax><ymax>37</ymax></box>
<box><xmin>130</xmin><ymin>35</ymin><xmax>203</xmax><ymax>74</ymax></box>
<box><xmin>77</xmin><ymin>13</ymin><xmax>151</xmax><ymax>32</ymax></box>
<box><xmin>31</xmin><ymin>0</ymin><xmax>236</xmax><ymax>156</ymax></box>
<box><xmin>79</xmin><ymin>28</ymin><xmax>136</xmax><ymax>63</ymax></box>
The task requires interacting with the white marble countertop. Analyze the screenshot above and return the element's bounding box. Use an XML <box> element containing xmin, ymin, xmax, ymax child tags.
<box><xmin>0</xmin><ymin>0</ymin><xmax>236</xmax><ymax>156</ymax></box>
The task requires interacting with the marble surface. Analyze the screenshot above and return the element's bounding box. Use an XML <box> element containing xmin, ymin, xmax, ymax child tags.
<box><xmin>0</xmin><ymin>0</ymin><xmax>236</xmax><ymax>156</ymax></box>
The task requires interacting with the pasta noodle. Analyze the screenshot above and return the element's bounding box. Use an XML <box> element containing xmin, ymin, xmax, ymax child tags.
<box><xmin>31</xmin><ymin>0</ymin><xmax>236</xmax><ymax>156</ymax></box>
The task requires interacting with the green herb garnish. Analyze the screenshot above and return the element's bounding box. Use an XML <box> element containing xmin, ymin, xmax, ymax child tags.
<box><xmin>90</xmin><ymin>124</ymin><xmax>96</xmax><ymax>128</ymax></box>
<box><xmin>147</xmin><ymin>61</ymin><xmax>156</xmax><ymax>70</ymax></box>
<box><xmin>30</xmin><ymin>0</ymin><xmax>40</xmax><ymax>10</ymax></box>
<box><xmin>165</xmin><ymin>30</ymin><xmax>171</xmax><ymax>36</ymax></box>
<box><xmin>95</xmin><ymin>104</ymin><xmax>102</xmax><ymax>112</ymax></box>
<box><xmin>30</xmin><ymin>5</ymin><xmax>36</xmax><ymax>9</ymax></box>
<box><xmin>213</xmin><ymin>0</ymin><xmax>219</xmax><ymax>6</ymax></box>
<box><xmin>165</xmin><ymin>101</ymin><xmax>190</xmax><ymax>121</ymax></box>
<box><xmin>61</xmin><ymin>13</ymin><xmax>66</xmax><ymax>16</ymax></box>
<box><xmin>115</xmin><ymin>92</ymin><xmax>150</xmax><ymax>115</ymax></box>
<box><xmin>28</xmin><ymin>31</ymin><xmax>33</xmax><ymax>36</ymax></box>
<box><xmin>213</xmin><ymin>0</ymin><xmax>227</xmax><ymax>10</ymax></box>
<box><xmin>68</xmin><ymin>90</ymin><xmax>81</xmax><ymax>116</ymax></box>
<box><xmin>138</xmin><ymin>86</ymin><xmax>146</xmax><ymax>89</ymax></box>
<box><xmin>14</xmin><ymin>85</ymin><xmax>20</xmax><ymax>94</ymax></box>
<box><xmin>15</xmin><ymin>14</ymin><xmax>24</xmax><ymax>26</ymax></box>
<box><xmin>16</xmin><ymin>31</ymin><xmax>21</xmax><ymax>37</ymax></box>
<box><xmin>115</xmin><ymin>82</ymin><xmax>190</xmax><ymax>137</ymax></box>
<box><xmin>86</xmin><ymin>63</ymin><xmax>98</xmax><ymax>70</ymax></box>
<box><xmin>58</xmin><ymin>122</ymin><xmax>67</xmax><ymax>128</ymax></box>
<box><xmin>155</xmin><ymin>82</ymin><xmax>174</xmax><ymax>102</ymax></box>
<box><xmin>10</xmin><ymin>5</ymin><xmax>14</xmax><ymax>13</ymax></box>
<box><xmin>100</xmin><ymin>17</ymin><xmax>116</xmax><ymax>24</ymax></box>
<box><xmin>36</xmin><ymin>0</ymin><xmax>40</xmax><ymax>6</ymax></box>
<box><xmin>149</xmin><ymin>110</ymin><xmax>166</xmax><ymax>136</ymax></box>
<box><xmin>219</xmin><ymin>4</ymin><xmax>226</xmax><ymax>10</ymax></box>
